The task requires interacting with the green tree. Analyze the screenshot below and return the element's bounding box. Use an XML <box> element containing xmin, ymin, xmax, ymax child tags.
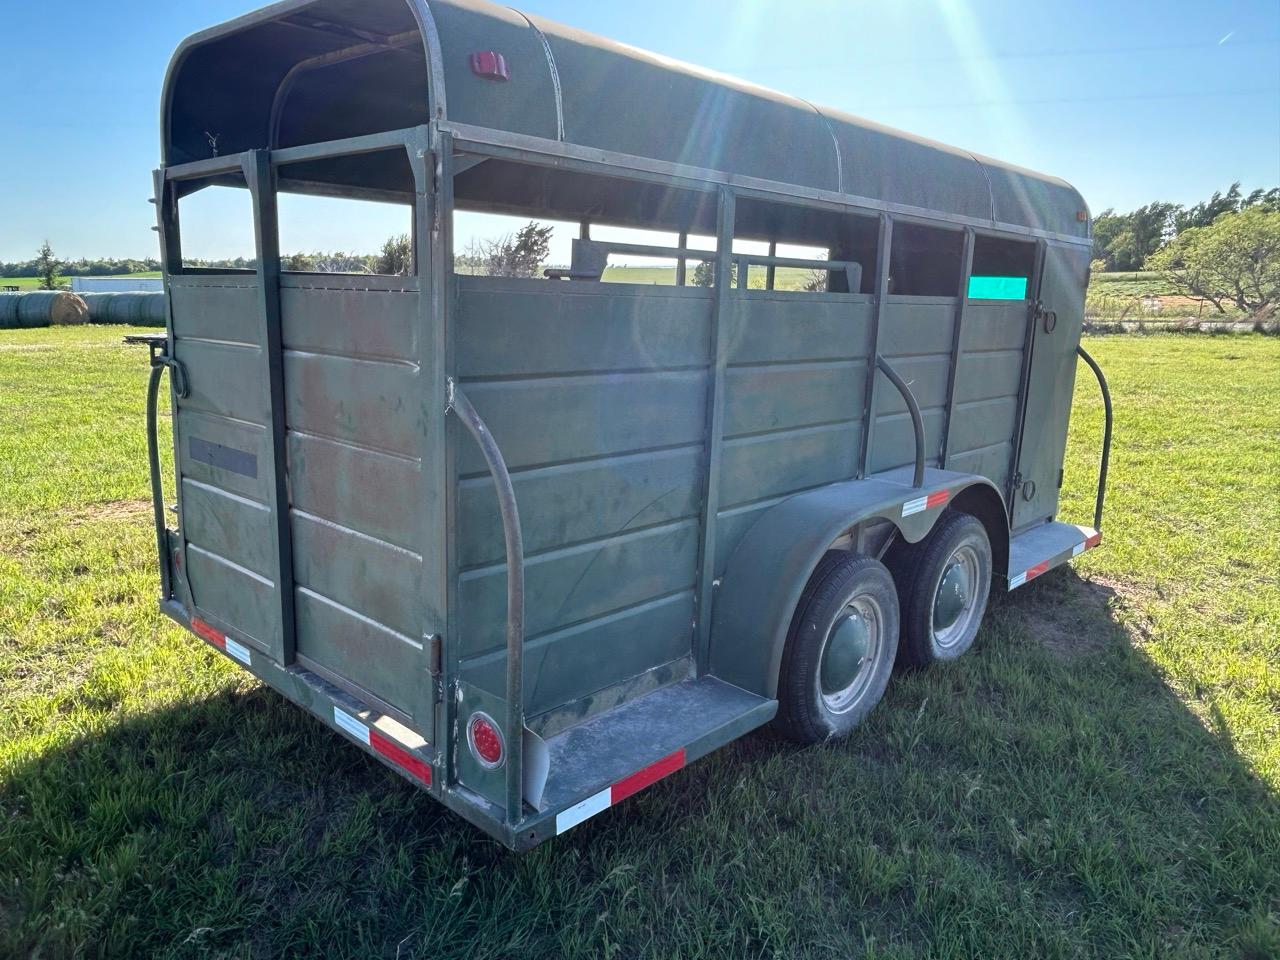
<box><xmin>376</xmin><ymin>234</ymin><xmax>412</xmax><ymax>275</ymax></box>
<box><xmin>1147</xmin><ymin>208</ymin><xmax>1280</xmax><ymax>316</ymax></box>
<box><xmin>1174</xmin><ymin>182</ymin><xmax>1244</xmax><ymax>233</ymax></box>
<box><xmin>691</xmin><ymin>259</ymin><xmax>742</xmax><ymax>288</ymax></box>
<box><xmin>34</xmin><ymin>241</ymin><xmax>60</xmax><ymax>290</ymax></box>
<box><xmin>473</xmin><ymin>221</ymin><xmax>554</xmax><ymax>277</ymax></box>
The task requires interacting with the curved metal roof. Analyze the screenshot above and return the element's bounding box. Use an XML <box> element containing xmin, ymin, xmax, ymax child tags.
<box><xmin>162</xmin><ymin>0</ymin><xmax>1090</xmax><ymax>241</ymax></box>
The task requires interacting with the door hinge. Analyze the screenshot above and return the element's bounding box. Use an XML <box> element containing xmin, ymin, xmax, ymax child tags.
<box><xmin>1009</xmin><ymin>470</ymin><xmax>1023</xmax><ymax>501</ymax></box>
<box><xmin>428</xmin><ymin>633</ymin><xmax>443</xmax><ymax>676</ymax></box>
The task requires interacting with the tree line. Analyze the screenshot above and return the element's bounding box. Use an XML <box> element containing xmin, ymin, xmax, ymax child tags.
<box><xmin>1093</xmin><ymin>182</ymin><xmax>1278</xmax><ymax>272</ymax></box>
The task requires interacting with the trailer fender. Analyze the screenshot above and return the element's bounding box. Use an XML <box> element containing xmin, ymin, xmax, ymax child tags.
<box><xmin>709</xmin><ymin>472</ymin><xmax>1004</xmax><ymax>699</ymax></box>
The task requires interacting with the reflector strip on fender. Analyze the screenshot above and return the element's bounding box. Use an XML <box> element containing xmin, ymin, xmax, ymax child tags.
<box><xmin>555</xmin><ymin>747</ymin><xmax>687</xmax><ymax>834</ymax></box>
<box><xmin>191</xmin><ymin>617</ymin><xmax>251</xmax><ymax>666</ymax></box>
<box><xmin>333</xmin><ymin>707</ymin><xmax>432</xmax><ymax>787</ymax></box>
<box><xmin>901</xmin><ymin>489</ymin><xmax>950</xmax><ymax>517</ymax></box>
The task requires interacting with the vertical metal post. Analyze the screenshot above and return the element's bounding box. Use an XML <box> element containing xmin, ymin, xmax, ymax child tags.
<box><xmin>410</xmin><ymin>127</ymin><xmax>449</xmax><ymax>742</ymax></box>
<box><xmin>429</xmin><ymin>129</ymin><xmax>460</xmax><ymax>771</ymax></box>
<box><xmin>1007</xmin><ymin>239</ymin><xmax>1048</xmax><ymax>511</ymax></box>
<box><xmin>693</xmin><ymin>186</ymin><xmax>735</xmax><ymax>673</ymax></box>
<box><xmin>858</xmin><ymin>214</ymin><xmax>893</xmax><ymax>478</ymax></box>
<box><xmin>243</xmin><ymin>150</ymin><xmax>297</xmax><ymax>666</ymax></box>
<box><xmin>144</xmin><ymin>361</ymin><xmax>171</xmax><ymax>601</ymax></box>
<box><xmin>151</xmin><ymin>170</ymin><xmax>195</xmax><ymax>605</ymax></box>
<box><xmin>676</xmin><ymin>230</ymin><xmax>688</xmax><ymax>287</ymax></box>
<box><xmin>766</xmin><ymin>240</ymin><xmax>777</xmax><ymax>291</ymax></box>
<box><xmin>940</xmin><ymin>228</ymin><xmax>976</xmax><ymax>467</ymax></box>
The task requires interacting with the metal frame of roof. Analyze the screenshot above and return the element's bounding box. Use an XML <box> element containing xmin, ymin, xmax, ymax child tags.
<box><xmin>160</xmin><ymin>0</ymin><xmax>1091</xmax><ymax>247</ymax></box>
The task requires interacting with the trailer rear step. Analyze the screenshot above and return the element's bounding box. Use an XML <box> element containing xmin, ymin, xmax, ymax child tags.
<box><xmin>530</xmin><ymin>676</ymin><xmax>776</xmax><ymax>831</ymax></box>
<box><xmin>1006</xmin><ymin>520</ymin><xmax>1101</xmax><ymax>589</ymax></box>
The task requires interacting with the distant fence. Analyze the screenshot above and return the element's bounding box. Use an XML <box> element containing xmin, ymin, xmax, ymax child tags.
<box><xmin>70</xmin><ymin>276</ymin><xmax>164</xmax><ymax>293</ymax></box>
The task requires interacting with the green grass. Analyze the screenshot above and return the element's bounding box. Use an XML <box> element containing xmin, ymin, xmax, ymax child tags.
<box><xmin>1088</xmin><ymin>271</ymin><xmax>1178</xmax><ymax>297</ymax></box>
<box><xmin>1</xmin><ymin>328</ymin><xmax>1277</xmax><ymax>959</ymax></box>
<box><xmin>602</xmin><ymin>264</ymin><xmax>817</xmax><ymax>289</ymax></box>
<box><xmin>0</xmin><ymin>273</ymin><xmax>162</xmax><ymax>291</ymax></box>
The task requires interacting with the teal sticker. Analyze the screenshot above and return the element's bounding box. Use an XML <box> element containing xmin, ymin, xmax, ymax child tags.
<box><xmin>968</xmin><ymin>275</ymin><xmax>1027</xmax><ymax>300</ymax></box>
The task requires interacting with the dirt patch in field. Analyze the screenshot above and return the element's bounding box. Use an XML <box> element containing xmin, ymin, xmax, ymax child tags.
<box><xmin>1003</xmin><ymin>571</ymin><xmax>1128</xmax><ymax>659</ymax></box>
<box><xmin>66</xmin><ymin>499</ymin><xmax>152</xmax><ymax>525</ymax></box>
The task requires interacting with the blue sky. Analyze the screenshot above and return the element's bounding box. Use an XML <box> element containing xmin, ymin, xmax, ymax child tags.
<box><xmin>1</xmin><ymin>0</ymin><xmax>1277</xmax><ymax>263</ymax></box>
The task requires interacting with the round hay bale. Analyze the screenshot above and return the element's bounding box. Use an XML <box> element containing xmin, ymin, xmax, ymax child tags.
<box><xmin>81</xmin><ymin>291</ymin><xmax>168</xmax><ymax>327</ymax></box>
<box><xmin>0</xmin><ymin>294</ymin><xmax>20</xmax><ymax>329</ymax></box>
<box><xmin>0</xmin><ymin>291</ymin><xmax>89</xmax><ymax>328</ymax></box>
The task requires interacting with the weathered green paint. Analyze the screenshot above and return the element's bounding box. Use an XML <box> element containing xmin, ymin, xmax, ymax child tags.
<box><xmin>710</xmin><ymin>469</ymin><xmax>1006</xmax><ymax>699</ymax></box>
<box><xmin>1012</xmin><ymin>243</ymin><xmax>1091</xmax><ymax>529</ymax></box>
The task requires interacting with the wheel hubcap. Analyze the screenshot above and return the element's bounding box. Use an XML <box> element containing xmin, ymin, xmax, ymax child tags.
<box><xmin>819</xmin><ymin>596</ymin><xmax>883</xmax><ymax>713</ymax></box>
<box><xmin>821</xmin><ymin>612</ymin><xmax>870</xmax><ymax>695</ymax></box>
<box><xmin>931</xmin><ymin>544</ymin><xmax>982</xmax><ymax>650</ymax></box>
<box><xmin>933</xmin><ymin>560</ymin><xmax>970</xmax><ymax>631</ymax></box>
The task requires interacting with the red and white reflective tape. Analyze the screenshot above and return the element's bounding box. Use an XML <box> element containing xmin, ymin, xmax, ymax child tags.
<box><xmin>1008</xmin><ymin>560</ymin><xmax>1050</xmax><ymax>589</ymax></box>
<box><xmin>901</xmin><ymin>488</ymin><xmax>950</xmax><ymax>517</ymax></box>
<box><xmin>1073</xmin><ymin>531</ymin><xmax>1103</xmax><ymax>556</ymax></box>
<box><xmin>191</xmin><ymin>617</ymin><xmax>252</xmax><ymax>666</ymax></box>
<box><xmin>333</xmin><ymin>707</ymin><xmax>433</xmax><ymax>787</ymax></box>
<box><xmin>555</xmin><ymin>747</ymin><xmax>686</xmax><ymax>834</ymax></box>
<box><xmin>1010</xmin><ymin>531</ymin><xmax>1102</xmax><ymax>588</ymax></box>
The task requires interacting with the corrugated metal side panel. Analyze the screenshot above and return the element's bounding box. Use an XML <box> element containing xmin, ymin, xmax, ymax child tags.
<box><xmin>713</xmin><ymin>293</ymin><xmax>874</xmax><ymax>576</ymax></box>
<box><xmin>946</xmin><ymin>300</ymin><xmax>1028</xmax><ymax>495</ymax></box>
<box><xmin>868</xmin><ymin>298</ymin><xmax>955</xmax><ymax>473</ymax></box>
<box><xmin>169</xmin><ymin>277</ymin><xmax>283</xmax><ymax>655</ymax></box>
<box><xmin>454</xmin><ymin>277</ymin><xmax>712</xmax><ymax>715</ymax></box>
<box><xmin>278</xmin><ymin>279</ymin><xmax>430</xmax><ymax>717</ymax></box>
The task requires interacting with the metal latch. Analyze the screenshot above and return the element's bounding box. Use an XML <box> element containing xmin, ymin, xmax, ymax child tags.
<box><xmin>124</xmin><ymin>333</ymin><xmax>189</xmax><ymax>398</ymax></box>
<box><xmin>1031</xmin><ymin>299</ymin><xmax>1058</xmax><ymax>334</ymax></box>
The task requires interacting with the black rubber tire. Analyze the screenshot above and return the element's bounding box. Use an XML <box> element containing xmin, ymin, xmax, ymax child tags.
<box><xmin>775</xmin><ymin>552</ymin><xmax>900</xmax><ymax>744</ymax></box>
<box><xmin>887</xmin><ymin>510</ymin><xmax>993</xmax><ymax>668</ymax></box>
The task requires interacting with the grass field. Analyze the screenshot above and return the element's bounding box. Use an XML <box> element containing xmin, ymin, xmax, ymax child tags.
<box><xmin>601</xmin><ymin>264</ymin><xmax>817</xmax><ymax>289</ymax></box>
<box><xmin>1</xmin><ymin>328</ymin><xmax>1277</xmax><ymax>959</ymax></box>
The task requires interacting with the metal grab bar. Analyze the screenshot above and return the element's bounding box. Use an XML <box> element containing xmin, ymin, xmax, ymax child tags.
<box><xmin>732</xmin><ymin>253</ymin><xmax>862</xmax><ymax>292</ymax></box>
<box><xmin>875</xmin><ymin>355</ymin><xmax>926</xmax><ymax>489</ymax></box>
<box><xmin>448</xmin><ymin>381</ymin><xmax>526</xmax><ymax>826</ymax></box>
<box><xmin>128</xmin><ymin>334</ymin><xmax>188</xmax><ymax>602</ymax></box>
<box><xmin>145</xmin><ymin>362</ymin><xmax>171</xmax><ymax>600</ymax></box>
<box><xmin>1076</xmin><ymin>346</ymin><xmax>1112</xmax><ymax>530</ymax></box>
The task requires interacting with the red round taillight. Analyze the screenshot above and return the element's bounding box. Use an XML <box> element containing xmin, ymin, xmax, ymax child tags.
<box><xmin>467</xmin><ymin>712</ymin><xmax>505</xmax><ymax>769</ymax></box>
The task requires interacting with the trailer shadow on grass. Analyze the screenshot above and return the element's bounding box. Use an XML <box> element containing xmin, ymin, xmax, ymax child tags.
<box><xmin>4</xmin><ymin>568</ymin><xmax>1278</xmax><ymax>960</ymax></box>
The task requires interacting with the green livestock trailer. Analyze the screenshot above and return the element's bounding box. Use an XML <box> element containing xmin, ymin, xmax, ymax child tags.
<box><xmin>137</xmin><ymin>0</ymin><xmax>1112</xmax><ymax>850</ymax></box>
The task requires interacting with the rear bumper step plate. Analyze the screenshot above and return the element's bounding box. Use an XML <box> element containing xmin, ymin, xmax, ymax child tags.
<box><xmin>533</xmin><ymin>676</ymin><xmax>776</xmax><ymax>832</ymax></box>
<box><xmin>1006</xmin><ymin>521</ymin><xmax>1101</xmax><ymax>589</ymax></box>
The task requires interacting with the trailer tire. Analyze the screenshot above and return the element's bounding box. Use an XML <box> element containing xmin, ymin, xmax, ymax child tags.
<box><xmin>775</xmin><ymin>551</ymin><xmax>899</xmax><ymax>744</ymax></box>
<box><xmin>889</xmin><ymin>510</ymin><xmax>992</xmax><ymax>667</ymax></box>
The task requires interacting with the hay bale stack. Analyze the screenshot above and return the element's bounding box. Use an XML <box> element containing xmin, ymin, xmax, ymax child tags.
<box><xmin>0</xmin><ymin>291</ymin><xmax>90</xmax><ymax>329</ymax></box>
<box><xmin>81</xmin><ymin>291</ymin><xmax>168</xmax><ymax>326</ymax></box>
